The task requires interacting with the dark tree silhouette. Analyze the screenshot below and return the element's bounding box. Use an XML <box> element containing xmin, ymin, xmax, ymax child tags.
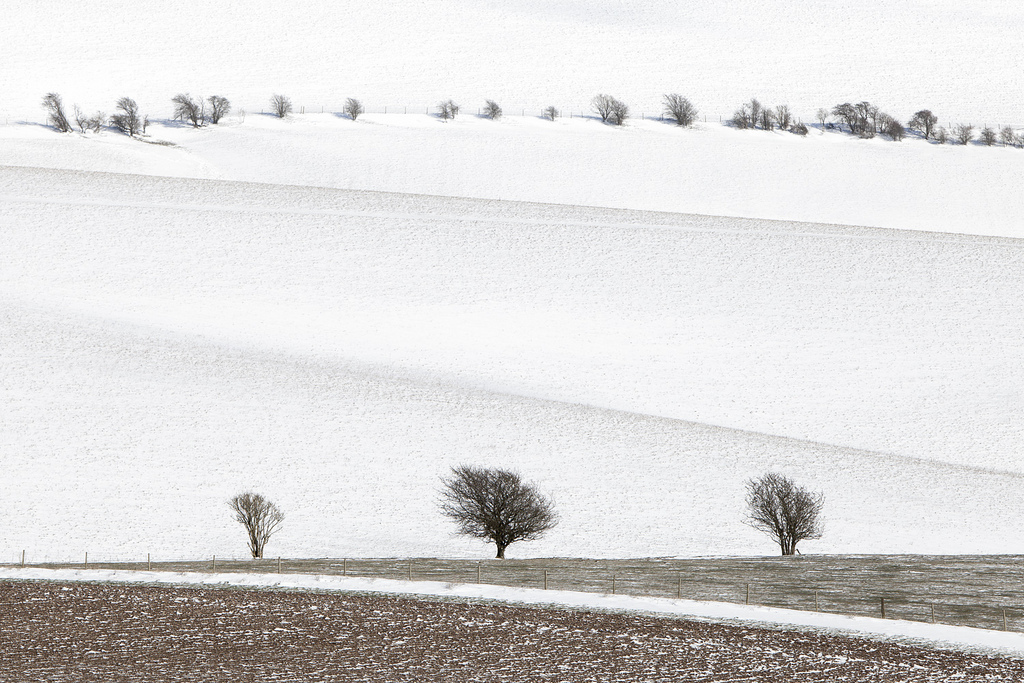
<box><xmin>110</xmin><ymin>97</ymin><xmax>144</xmax><ymax>137</ymax></box>
<box><xmin>907</xmin><ymin>110</ymin><xmax>938</xmax><ymax>140</ymax></box>
<box><xmin>229</xmin><ymin>492</ymin><xmax>284</xmax><ymax>559</ymax></box>
<box><xmin>344</xmin><ymin>98</ymin><xmax>364</xmax><ymax>121</ymax></box>
<box><xmin>482</xmin><ymin>99</ymin><xmax>502</xmax><ymax>120</ymax></box>
<box><xmin>544</xmin><ymin>105</ymin><xmax>559</xmax><ymax>121</ymax></box>
<box><xmin>207</xmin><ymin>95</ymin><xmax>231</xmax><ymax>124</ymax></box>
<box><xmin>663</xmin><ymin>94</ymin><xmax>697</xmax><ymax>127</ymax></box>
<box><xmin>979</xmin><ymin>126</ymin><xmax>997</xmax><ymax>146</ymax></box>
<box><xmin>270</xmin><ymin>94</ymin><xmax>292</xmax><ymax>118</ymax></box>
<box><xmin>954</xmin><ymin>124</ymin><xmax>974</xmax><ymax>145</ymax></box>
<box><xmin>42</xmin><ymin>93</ymin><xmax>72</xmax><ymax>133</ymax></box>
<box><xmin>439</xmin><ymin>465</ymin><xmax>557</xmax><ymax>559</ymax></box>
<box><xmin>592</xmin><ymin>94</ymin><xmax>627</xmax><ymax>124</ymax></box>
<box><xmin>438</xmin><ymin>99</ymin><xmax>460</xmax><ymax>121</ymax></box>
<box><xmin>745</xmin><ymin>472</ymin><xmax>823</xmax><ymax>556</ymax></box>
<box><xmin>172</xmin><ymin>93</ymin><xmax>205</xmax><ymax>127</ymax></box>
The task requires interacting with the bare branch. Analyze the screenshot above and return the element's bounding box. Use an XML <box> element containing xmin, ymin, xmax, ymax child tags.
<box><xmin>228</xmin><ymin>492</ymin><xmax>284</xmax><ymax>559</ymax></box>
<box><xmin>439</xmin><ymin>465</ymin><xmax>557</xmax><ymax>559</ymax></box>
<box><xmin>41</xmin><ymin>93</ymin><xmax>72</xmax><ymax>133</ymax></box>
<box><xmin>207</xmin><ymin>95</ymin><xmax>231</xmax><ymax>124</ymax></box>
<box><xmin>745</xmin><ymin>472</ymin><xmax>823</xmax><ymax>556</ymax></box>
<box><xmin>663</xmin><ymin>94</ymin><xmax>697</xmax><ymax>127</ymax></box>
<box><xmin>344</xmin><ymin>97</ymin><xmax>364</xmax><ymax>121</ymax></box>
<box><xmin>270</xmin><ymin>94</ymin><xmax>293</xmax><ymax>119</ymax></box>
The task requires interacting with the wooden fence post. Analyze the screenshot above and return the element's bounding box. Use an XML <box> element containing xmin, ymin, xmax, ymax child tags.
<box><xmin>148</xmin><ymin>553</ymin><xmax>151</xmax><ymax>571</ymax></box>
<box><xmin>544</xmin><ymin>570</ymin><xmax>548</xmax><ymax>590</ymax></box>
<box><xmin>408</xmin><ymin>561</ymin><xmax>412</xmax><ymax>581</ymax></box>
<box><xmin>343</xmin><ymin>558</ymin><xmax>347</xmax><ymax>576</ymax></box>
<box><xmin>278</xmin><ymin>557</ymin><xmax>282</xmax><ymax>574</ymax></box>
<box><xmin>677</xmin><ymin>573</ymin><xmax>682</xmax><ymax>599</ymax></box>
<box><xmin>612</xmin><ymin>575</ymin><xmax>616</xmax><ymax>595</ymax></box>
<box><xmin>814</xmin><ymin>590</ymin><xmax>819</xmax><ymax>611</ymax></box>
<box><xmin>213</xmin><ymin>555</ymin><xmax>216</xmax><ymax>571</ymax></box>
<box><xmin>21</xmin><ymin>550</ymin><xmax>25</xmax><ymax>567</ymax></box>
<box><xmin>880</xmin><ymin>597</ymin><xmax>886</xmax><ymax>618</ymax></box>
<box><xmin>745</xmin><ymin>583</ymin><xmax>750</xmax><ymax>605</ymax></box>
<box><xmin>85</xmin><ymin>552</ymin><xmax>88</xmax><ymax>569</ymax></box>
<box><xmin>477</xmin><ymin>563</ymin><xmax>481</xmax><ymax>584</ymax></box>
<box><xmin>1004</xmin><ymin>609</ymin><xmax>1008</xmax><ymax>631</ymax></box>
<box><xmin>931</xmin><ymin>604</ymin><xmax>935</xmax><ymax>623</ymax></box>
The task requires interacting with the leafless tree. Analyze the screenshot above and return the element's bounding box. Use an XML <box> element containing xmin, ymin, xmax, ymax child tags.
<box><xmin>745</xmin><ymin>472</ymin><xmax>823</xmax><ymax>556</ymax></box>
<box><xmin>73</xmin><ymin>104</ymin><xmax>88</xmax><ymax>133</ymax></box>
<box><xmin>438</xmin><ymin>99</ymin><xmax>460</xmax><ymax>121</ymax></box>
<box><xmin>344</xmin><ymin>97</ymin><xmax>364</xmax><ymax>121</ymax></box>
<box><xmin>592</xmin><ymin>94</ymin><xmax>627</xmax><ymax>124</ymax></box>
<box><xmin>815</xmin><ymin>108</ymin><xmax>829</xmax><ymax>130</ymax></box>
<box><xmin>663</xmin><ymin>93</ymin><xmax>697</xmax><ymax>127</ymax></box>
<box><xmin>758</xmin><ymin>107</ymin><xmax>775</xmax><ymax>131</ymax></box>
<box><xmin>773</xmin><ymin>104</ymin><xmax>792</xmax><ymax>131</ymax></box>
<box><xmin>979</xmin><ymin>126</ymin><xmax>997</xmax><ymax>146</ymax></box>
<box><xmin>207</xmin><ymin>95</ymin><xmax>231</xmax><ymax>124</ymax></box>
<box><xmin>907</xmin><ymin>110</ymin><xmax>938</xmax><ymax>140</ymax></box>
<box><xmin>748</xmin><ymin>98</ymin><xmax>763</xmax><ymax>130</ymax></box>
<box><xmin>544</xmin><ymin>106</ymin><xmax>559</xmax><ymax>121</ymax></box>
<box><xmin>439</xmin><ymin>465</ymin><xmax>557</xmax><ymax>559</ymax></box>
<box><xmin>87</xmin><ymin>111</ymin><xmax>106</xmax><ymax>133</ymax></box>
<box><xmin>270</xmin><ymin>94</ymin><xmax>292</xmax><ymax>118</ymax></box>
<box><xmin>832</xmin><ymin>101</ymin><xmax>876</xmax><ymax>136</ymax></box>
<box><xmin>228</xmin><ymin>492</ymin><xmax>284</xmax><ymax>559</ymax></box>
<box><xmin>791</xmin><ymin>121</ymin><xmax>809</xmax><ymax>136</ymax></box>
<box><xmin>880</xmin><ymin>113</ymin><xmax>905</xmax><ymax>141</ymax></box>
<box><xmin>934</xmin><ymin>126</ymin><xmax>949</xmax><ymax>144</ymax></box>
<box><xmin>481</xmin><ymin>99</ymin><xmax>503</xmax><ymax>120</ymax></box>
<box><xmin>110</xmin><ymin>97</ymin><xmax>144</xmax><ymax>137</ymax></box>
<box><xmin>731</xmin><ymin>103</ymin><xmax>752</xmax><ymax>129</ymax></box>
<box><xmin>1000</xmin><ymin>126</ymin><xmax>1022</xmax><ymax>148</ymax></box>
<box><xmin>953</xmin><ymin>123</ymin><xmax>974</xmax><ymax>145</ymax></box>
<box><xmin>42</xmin><ymin>93</ymin><xmax>72</xmax><ymax>133</ymax></box>
<box><xmin>172</xmin><ymin>93</ymin><xmax>205</xmax><ymax>127</ymax></box>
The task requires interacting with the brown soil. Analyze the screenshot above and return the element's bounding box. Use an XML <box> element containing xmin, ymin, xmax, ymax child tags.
<box><xmin>0</xmin><ymin>580</ymin><xmax>1020</xmax><ymax>681</ymax></box>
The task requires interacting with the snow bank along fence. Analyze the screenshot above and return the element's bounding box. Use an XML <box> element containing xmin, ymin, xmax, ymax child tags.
<box><xmin>8</xmin><ymin>553</ymin><xmax>1024</xmax><ymax>633</ymax></box>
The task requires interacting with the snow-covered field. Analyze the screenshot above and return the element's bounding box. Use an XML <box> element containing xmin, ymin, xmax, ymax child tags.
<box><xmin>1</xmin><ymin>0</ymin><xmax>1023</xmax><ymax>577</ymax></box>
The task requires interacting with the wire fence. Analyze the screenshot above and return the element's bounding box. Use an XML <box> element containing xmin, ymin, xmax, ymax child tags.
<box><xmin>7</xmin><ymin>554</ymin><xmax>1024</xmax><ymax>634</ymax></box>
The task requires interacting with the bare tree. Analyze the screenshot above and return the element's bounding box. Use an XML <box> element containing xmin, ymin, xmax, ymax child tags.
<box><xmin>171</xmin><ymin>93</ymin><xmax>205</xmax><ymax>127</ymax></box>
<box><xmin>592</xmin><ymin>94</ymin><xmax>627</xmax><ymax>124</ymax></box>
<box><xmin>608</xmin><ymin>98</ymin><xmax>629</xmax><ymax>125</ymax></box>
<box><xmin>758</xmin><ymin>107</ymin><xmax>775</xmax><ymax>131</ymax></box>
<box><xmin>880</xmin><ymin>113</ymin><xmax>905</xmax><ymax>141</ymax></box>
<box><xmin>482</xmin><ymin>99</ymin><xmax>503</xmax><ymax>120</ymax></box>
<box><xmin>207</xmin><ymin>95</ymin><xmax>231</xmax><ymax>124</ymax></box>
<box><xmin>663</xmin><ymin>93</ymin><xmax>697</xmax><ymax>127</ymax></box>
<box><xmin>73</xmin><ymin>104</ymin><xmax>88</xmax><ymax>133</ymax></box>
<box><xmin>1000</xmin><ymin>126</ymin><xmax>1022</xmax><ymax>148</ymax></box>
<box><xmin>907</xmin><ymin>110</ymin><xmax>938</xmax><ymax>140</ymax></box>
<box><xmin>731</xmin><ymin>103</ymin><xmax>752</xmax><ymax>129</ymax></box>
<box><xmin>270</xmin><ymin>94</ymin><xmax>292</xmax><ymax>118</ymax></box>
<box><xmin>438</xmin><ymin>99</ymin><xmax>460</xmax><ymax>121</ymax></box>
<box><xmin>773</xmin><ymin>104</ymin><xmax>792</xmax><ymax>131</ymax></box>
<box><xmin>953</xmin><ymin>123</ymin><xmax>974</xmax><ymax>145</ymax></box>
<box><xmin>979</xmin><ymin>126</ymin><xmax>997</xmax><ymax>146</ymax></box>
<box><xmin>544</xmin><ymin>105</ymin><xmax>559</xmax><ymax>121</ymax></box>
<box><xmin>110</xmin><ymin>97</ymin><xmax>144</xmax><ymax>137</ymax></box>
<box><xmin>934</xmin><ymin>126</ymin><xmax>949</xmax><ymax>144</ymax></box>
<box><xmin>815</xmin><ymin>108</ymin><xmax>829</xmax><ymax>130</ymax></box>
<box><xmin>228</xmin><ymin>492</ymin><xmax>284</xmax><ymax>559</ymax></box>
<box><xmin>344</xmin><ymin>97</ymin><xmax>364</xmax><ymax>121</ymax></box>
<box><xmin>791</xmin><ymin>121</ymin><xmax>809</xmax><ymax>136</ymax></box>
<box><xmin>87</xmin><ymin>111</ymin><xmax>106</xmax><ymax>133</ymax></box>
<box><xmin>42</xmin><ymin>93</ymin><xmax>72</xmax><ymax>133</ymax></box>
<box><xmin>748</xmin><ymin>98</ymin><xmax>763</xmax><ymax>130</ymax></box>
<box><xmin>745</xmin><ymin>472</ymin><xmax>823</xmax><ymax>556</ymax></box>
<box><xmin>439</xmin><ymin>465</ymin><xmax>557</xmax><ymax>559</ymax></box>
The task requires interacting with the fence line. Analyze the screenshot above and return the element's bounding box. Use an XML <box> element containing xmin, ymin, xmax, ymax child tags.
<box><xmin>6</xmin><ymin>554</ymin><xmax>1021</xmax><ymax>634</ymax></box>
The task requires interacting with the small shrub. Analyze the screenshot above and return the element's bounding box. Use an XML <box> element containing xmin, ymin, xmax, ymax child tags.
<box><xmin>544</xmin><ymin>105</ymin><xmax>559</xmax><ymax>121</ymax></box>
<box><xmin>663</xmin><ymin>93</ymin><xmax>697</xmax><ymax>127</ymax></box>
<box><xmin>171</xmin><ymin>93</ymin><xmax>205</xmax><ymax>127</ymax></box>
<box><xmin>344</xmin><ymin>97</ymin><xmax>364</xmax><ymax>121</ymax></box>
<box><xmin>934</xmin><ymin>126</ymin><xmax>949</xmax><ymax>144</ymax></box>
<box><xmin>907</xmin><ymin>110</ymin><xmax>938</xmax><ymax>140</ymax></box>
<box><xmin>438</xmin><ymin>99</ymin><xmax>460</xmax><ymax>121</ymax></box>
<box><xmin>592</xmin><ymin>94</ymin><xmax>628</xmax><ymax>125</ymax></box>
<box><xmin>979</xmin><ymin>126</ymin><xmax>997</xmax><ymax>146</ymax></box>
<box><xmin>110</xmin><ymin>97</ymin><xmax>144</xmax><ymax>137</ymax></box>
<box><xmin>791</xmin><ymin>121</ymin><xmax>809</xmax><ymax>136</ymax></box>
<box><xmin>773</xmin><ymin>104</ymin><xmax>792</xmax><ymax>131</ymax></box>
<box><xmin>815</xmin><ymin>108</ymin><xmax>829</xmax><ymax>129</ymax></box>
<box><xmin>999</xmin><ymin>126</ymin><xmax>1022</xmax><ymax>148</ymax></box>
<box><xmin>953</xmin><ymin>124</ymin><xmax>974</xmax><ymax>145</ymax></box>
<box><xmin>270</xmin><ymin>94</ymin><xmax>292</xmax><ymax>118</ymax></box>
<box><xmin>482</xmin><ymin>99</ymin><xmax>502</xmax><ymax>120</ymax></box>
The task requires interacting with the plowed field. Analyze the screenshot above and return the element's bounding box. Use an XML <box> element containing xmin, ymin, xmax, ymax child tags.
<box><xmin>1</xmin><ymin>580</ymin><xmax>1020</xmax><ymax>681</ymax></box>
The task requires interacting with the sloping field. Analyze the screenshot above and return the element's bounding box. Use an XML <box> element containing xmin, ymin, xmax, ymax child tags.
<box><xmin>2</xmin><ymin>165</ymin><xmax>1022</xmax><ymax>561</ymax></box>
<box><xmin>2</xmin><ymin>580</ymin><xmax>1022</xmax><ymax>681</ymax></box>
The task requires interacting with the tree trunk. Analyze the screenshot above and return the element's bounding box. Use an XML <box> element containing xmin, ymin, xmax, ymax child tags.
<box><xmin>495</xmin><ymin>545</ymin><xmax>506</xmax><ymax>559</ymax></box>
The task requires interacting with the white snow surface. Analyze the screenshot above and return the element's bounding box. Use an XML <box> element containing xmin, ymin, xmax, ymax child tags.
<box><xmin>3</xmin><ymin>567</ymin><xmax>1022</xmax><ymax>658</ymax></box>
<box><xmin>1</xmin><ymin>164</ymin><xmax>1023</xmax><ymax>563</ymax></box>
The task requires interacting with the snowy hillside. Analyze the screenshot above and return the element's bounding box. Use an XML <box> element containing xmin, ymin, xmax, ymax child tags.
<box><xmin>1</xmin><ymin>0</ymin><xmax>1022</xmax><ymax>563</ymax></box>
<box><xmin>2</xmin><ymin>165</ymin><xmax>1023</xmax><ymax>562</ymax></box>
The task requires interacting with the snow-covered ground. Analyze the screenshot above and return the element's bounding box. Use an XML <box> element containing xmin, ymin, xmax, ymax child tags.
<box><xmin>4</xmin><ymin>567</ymin><xmax>1022</xmax><ymax>658</ymax></box>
